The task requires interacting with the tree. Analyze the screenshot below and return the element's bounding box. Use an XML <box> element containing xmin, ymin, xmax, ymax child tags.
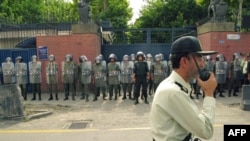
<box><xmin>0</xmin><ymin>0</ymin><xmax>79</xmax><ymax>23</ymax></box>
<box><xmin>90</xmin><ymin>0</ymin><xmax>132</xmax><ymax>28</ymax></box>
<box><xmin>134</xmin><ymin>0</ymin><xmax>206</xmax><ymax>28</ymax></box>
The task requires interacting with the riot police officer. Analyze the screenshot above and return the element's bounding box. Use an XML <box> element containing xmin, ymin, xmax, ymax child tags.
<box><xmin>2</xmin><ymin>57</ymin><xmax>15</xmax><ymax>84</ymax></box>
<box><xmin>150</xmin><ymin>54</ymin><xmax>165</xmax><ymax>93</ymax></box>
<box><xmin>46</xmin><ymin>54</ymin><xmax>59</xmax><ymax>100</ymax></box>
<box><xmin>29</xmin><ymin>55</ymin><xmax>42</xmax><ymax>100</ymax></box>
<box><xmin>107</xmin><ymin>53</ymin><xmax>120</xmax><ymax>100</ymax></box>
<box><xmin>146</xmin><ymin>53</ymin><xmax>154</xmax><ymax>95</ymax></box>
<box><xmin>133</xmin><ymin>51</ymin><xmax>150</xmax><ymax>104</ymax></box>
<box><xmin>92</xmin><ymin>56</ymin><xmax>107</xmax><ymax>101</ymax></box>
<box><xmin>14</xmin><ymin>56</ymin><xmax>28</xmax><ymax>100</ymax></box>
<box><xmin>228</xmin><ymin>53</ymin><xmax>241</xmax><ymax>96</ymax></box>
<box><xmin>78</xmin><ymin>55</ymin><xmax>91</xmax><ymax>102</ymax></box>
<box><xmin>120</xmin><ymin>54</ymin><xmax>133</xmax><ymax>99</ymax></box>
<box><xmin>214</xmin><ymin>54</ymin><xmax>227</xmax><ymax>98</ymax></box>
<box><xmin>62</xmin><ymin>54</ymin><xmax>76</xmax><ymax>100</ymax></box>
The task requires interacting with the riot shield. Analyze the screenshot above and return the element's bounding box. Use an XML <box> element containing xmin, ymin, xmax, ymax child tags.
<box><xmin>120</xmin><ymin>61</ymin><xmax>133</xmax><ymax>83</ymax></box>
<box><xmin>233</xmin><ymin>60</ymin><xmax>243</xmax><ymax>80</ymax></box>
<box><xmin>205</xmin><ymin>61</ymin><xmax>215</xmax><ymax>72</ymax></box>
<box><xmin>81</xmin><ymin>61</ymin><xmax>92</xmax><ymax>84</ymax></box>
<box><xmin>161</xmin><ymin>60</ymin><xmax>169</xmax><ymax>77</ymax></box>
<box><xmin>15</xmin><ymin>63</ymin><xmax>28</xmax><ymax>84</ymax></box>
<box><xmin>62</xmin><ymin>61</ymin><xmax>75</xmax><ymax>83</ymax></box>
<box><xmin>29</xmin><ymin>61</ymin><xmax>42</xmax><ymax>83</ymax></box>
<box><xmin>2</xmin><ymin>62</ymin><xmax>15</xmax><ymax>84</ymax></box>
<box><xmin>215</xmin><ymin>61</ymin><xmax>227</xmax><ymax>84</ymax></box>
<box><xmin>46</xmin><ymin>62</ymin><xmax>58</xmax><ymax>84</ymax></box>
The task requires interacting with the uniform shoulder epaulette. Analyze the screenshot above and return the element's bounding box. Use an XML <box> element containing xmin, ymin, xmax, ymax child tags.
<box><xmin>174</xmin><ymin>81</ymin><xmax>188</xmax><ymax>94</ymax></box>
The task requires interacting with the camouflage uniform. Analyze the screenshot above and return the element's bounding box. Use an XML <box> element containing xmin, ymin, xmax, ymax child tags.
<box><xmin>78</xmin><ymin>55</ymin><xmax>91</xmax><ymax>102</ymax></box>
<box><xmin>62</xmin><ymin>54</ymin><xmax>76</xmax><ymax>100</ymax></box>
<box><xmin>14</xmin><ymin>56</ymin><xmax>28</xmax><ymax>100</ymax></box>
<box><xmin>120</xmin><ymin>55</ymin><xmax>133</xmax><ymax>99</ymax></box>
<box><xmin>146</xmin><ymin>54</ymin><xmax>153</xmax><ymax>96</ymax></box>
<box><xmin>214</xmin><ymin>54</ymin><xmax>227</xmax><ymax>98</ymax></box>
<box><xmin>92</xmin><ymin>56</ymin><xmax>107</xmax><ymax>101</ymax></box>
<box><xmin>228</xmin><ymin>53</ymin><xmax>242</xmax><ymax>97</ymax></box>
<box><xmin>46</xmin><ymin>55</ymin><xmax>58</xmax><ymax>100</ymax></box>
<box><xmin>150</xmin><ymin>54</ymin><xmax>165</xmax><ymax>93</ymax></box>
<box><xmin>2</xmin><ymin>57</ymin><xmax>15</xmax><ymax>84</ymax></box>
<box><xmin>29</xmin><ymin>55</ymin><xmax>42</xmax><ymax>100</ymax></box>
<box><xmin>107</xmin><ymin>54</ymin><xmax>120</xmax><ymax>100</ymax></box>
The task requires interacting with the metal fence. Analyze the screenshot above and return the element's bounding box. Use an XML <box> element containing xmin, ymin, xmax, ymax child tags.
<box><xmin>101</xmin><ymin>27</ymin><xmax>197</xmax><ymax>61</ymax></box>
<box><xmin>0</xmin><ymin>22</ymin><xmax>74</xmax><ymax>49</ymax></box>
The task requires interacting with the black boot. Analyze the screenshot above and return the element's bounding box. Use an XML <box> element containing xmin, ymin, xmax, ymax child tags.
<box><xmin>86</xmin><ymin>95</ymin><xmax>89</xmax><ymax>102</ymax></box>
<box><xmin>23</xmin><ymin>90</ymin><xmax>27</xmax><ymax>100</ymax></box>
<box><xmin>122</xmin><ymin>93</ymin><xmax>127</xmax><ymax>99</ymax></box>
<box><xmin>103</xmin><ymin>94</ymin><xmax>107</xmax><ymax>100</ymax></box>
<box><xmin>128</xmin><ymin>93</ymin><xmax>132</xmax><ymax>100</ymax></box>
<box><xmin>38</xmin><ymin>93</ymin><xmax>42</xmax><ymax>101</ymax></box>
<box><xmin>145</xmin><ymin>97</ymin><xmax>149</xmax><ymax>104</ymax></box>
<box><xmin>114</xmin><ymin>93</ymin><xmax>117</xmax><ymax>100</ymax></box>
<box><xmin>134</xmin><ymin>97</ymin><xmax>139</xmax><ymax>105</ymax></box>
<box><xmin>233</xmin><ymin>90</ymin><xmax>238</xmax><ymax>96</ymax></box>
<box><xmin>31</xmin><ymin>93</ymin><xmax>36</xmax><ymax>100</ymax></box>
<box><xmin>228</xmin><ymin>90</ymin><xmax>231</xmax><ymax>97</ymax></box>
<box><xmin>219</xmin><ymin>91</ymin><xmax>225</xmax><ymax>97</ymax></box>
<box><xmin>64</xmin><ymin>93</ymin><xmax>69</xmax><ymax>100</ymax></box>
<box><xmin>80</xmin><ymin>94</ymin><xmax>85</xmax><ymax>100</ymax></box>
<box><xmin>93</xmin><ymin>96</ymin><xmax>97</xmax><ymax>101</ymax></box>
<box><xmin>48</xmin><ymin>94</ymin><xmax>53</xmax><ymax>101</ymax></box>
<box><xmin>55</xmin><ymin>94</ymin><xmax>59</xmax><ymax>100</ymax></box>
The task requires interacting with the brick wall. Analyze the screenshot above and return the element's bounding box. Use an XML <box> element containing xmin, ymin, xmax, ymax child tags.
<box><xmin>36</xmin><ymin>34</ymin><xmax>101</xmax><ymax>93</ymax></box>
<box><xmin>198</xmin><ymin>32</ymin><xmax>250</xmax><ymax>61</ymax></box>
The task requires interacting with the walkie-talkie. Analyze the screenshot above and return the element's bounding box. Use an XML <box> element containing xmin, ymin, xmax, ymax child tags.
<box><xmin>192</xmin><ymin>55</ymin><xmax>210</xmax><ymax>81</ymax></box>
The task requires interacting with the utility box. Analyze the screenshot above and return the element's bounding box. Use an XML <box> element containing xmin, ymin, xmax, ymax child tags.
<box><xmin>240</xmin><ymin>85</ymin><xmax>250</xmax><ymax>111</ymax></box>
<box><xmin>0</xmin><ymin>84</ymin><xmax>26</xmax><ymax>119</ymax></box>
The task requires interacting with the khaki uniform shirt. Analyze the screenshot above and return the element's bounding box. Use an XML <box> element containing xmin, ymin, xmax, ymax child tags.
<box><xmin>150</xmin><ymin>71</ymin><xmax>216</xmax><ymax>141</ymax></box>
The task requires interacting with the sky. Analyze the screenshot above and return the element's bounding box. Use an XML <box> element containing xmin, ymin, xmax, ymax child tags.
<box><xmin>128</xmin><ymin>0</ymin><xmax>146</xmax><ymax>24</ymax></box>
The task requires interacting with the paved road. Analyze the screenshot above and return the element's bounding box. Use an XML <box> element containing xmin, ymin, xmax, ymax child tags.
<box><xmin>0</xmin><ymin>91</ymin><xmax>249</xmax><ymax>141</ymax></box>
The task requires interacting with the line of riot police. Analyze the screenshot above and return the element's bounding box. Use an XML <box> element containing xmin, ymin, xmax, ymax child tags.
<box><xmin>192</xmin><ymin>52</ymin><xmax>250</xmax><ymax>99</ymax></box>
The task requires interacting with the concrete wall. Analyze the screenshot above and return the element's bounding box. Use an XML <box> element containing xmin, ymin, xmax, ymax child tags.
<box><xmin>36</xmin><ymin>34</ymin><xmax>101</xmax><ymax>93</ymax></box>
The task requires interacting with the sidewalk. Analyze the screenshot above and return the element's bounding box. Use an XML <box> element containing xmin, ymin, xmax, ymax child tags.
<box><xmin>0</xmin><ymin>90</ymin><xmax>249</xmax><ymax>141</ymax></box>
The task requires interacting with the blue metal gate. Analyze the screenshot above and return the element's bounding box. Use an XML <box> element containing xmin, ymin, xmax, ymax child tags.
<box><xmin>101</xmin><ymin>28</ymin><xmax>196</xmax><ymax>61</ymax></box>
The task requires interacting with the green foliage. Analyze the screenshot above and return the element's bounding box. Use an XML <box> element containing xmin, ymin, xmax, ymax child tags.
<box><xmin>0</xmin><ymin>0</ymin><xmax>79</xmax><ymax>23</ymax></box>
<box><xmin>134</xmin><ymin>0</ymin><xmax>250</xmax><ymax>28</ymax></box>
<box><xmin>90</xmin><ymin>0</ymin><xmax>132</xmax><ymax>28</ymax></box>
<box><xmin>134</xmin><ymin>0</ymin><xmax>206</xmax><ymax>28</ymax></box>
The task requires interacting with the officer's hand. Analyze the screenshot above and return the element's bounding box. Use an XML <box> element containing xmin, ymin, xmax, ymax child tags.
<box><xmin>196</xmin><ymin>72</ymin><xmax>217</xmax><ymax>97</ymax></box>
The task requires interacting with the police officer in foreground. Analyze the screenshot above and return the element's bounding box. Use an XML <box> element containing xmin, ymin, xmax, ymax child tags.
<box><xmin>46</xmin><ymin>54</ymin><xmax>59</xmax><ymax>100</ymax></box>
<box><xmin>150</xmin><ymin>36</ymin><xmax>217</xmax><ymax>141</ymax></box>
<box><xmin>14</xmin><ymin>56</ymin><xmax>28</xmax><ymax>100</ymax></box>
<box><xmin>132</xmin><ymin>51</ymin><xmax>149</xmax><ymax>105</ymax></box>
<box><xmin>29</xmin><ymin>55</ymin><xmax>42</xmax><ymax>100</ymax></box>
